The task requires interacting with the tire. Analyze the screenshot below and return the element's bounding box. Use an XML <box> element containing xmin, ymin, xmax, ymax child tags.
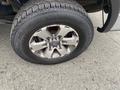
<box><xmin>10</xmin><ymin>0</ymin><xmax>94</xmax><ymax>65</ymax></box>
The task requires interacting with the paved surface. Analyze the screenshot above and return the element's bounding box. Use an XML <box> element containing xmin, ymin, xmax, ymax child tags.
<box><xmin>0</xmin><ymin>13</ymin><xmax>120</xmax><ymax>90</ymax></box>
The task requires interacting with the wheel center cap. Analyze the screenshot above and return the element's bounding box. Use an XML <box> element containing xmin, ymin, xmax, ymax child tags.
<box><xmin>51</xmin><ymin>41</ymin><xmax>59</xmax><ymax>47</ymax></box>
<box><xmin>49</xmin><ymin>34</ymin><xmax>60</xmax><ymax>48</ymax></box>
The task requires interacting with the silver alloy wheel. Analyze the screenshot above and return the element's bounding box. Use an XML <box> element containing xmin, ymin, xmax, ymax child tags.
<box><xmin>29</xmin><ymin>25</ymin><xmax>79</xmax><ymax>59</ymax></box>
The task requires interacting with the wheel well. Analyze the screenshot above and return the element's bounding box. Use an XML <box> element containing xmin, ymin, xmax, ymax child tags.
<box><xmin>1</xmin><ymin>0</ymin><xmax>103</xmax><ymax>12</ymax></box>
<box><xmin>0</xmin><ymin>0</ymin><xmax>119</xmax><ymax>33</ymax></box>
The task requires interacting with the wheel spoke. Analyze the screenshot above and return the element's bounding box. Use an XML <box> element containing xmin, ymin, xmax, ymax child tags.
<box><xmin>33</xmin><ymin>27</ymin><xmax>51</xmax><ymax>40</ymax></box>
<box><xmin>67</xmin><ymin>46</ymin><xmax>76</xmax><ymax>53</ymax></box>
<box><xmin>30</xmin><ymin>41</ymin><xmax>47</xmax><ymax>51</ymax></box>
<box><xmin>57</xmin><ymin>25</ymin><xmax>74</xmax><ymax>37</ymax></box>
<box><xmin>62</xmin><ymin>36</ymin><xmax>79</xmax><ymax>46</ymax></box>
<box><xmin>57</xmin><ymin>46</ymin><xmax>67</xmax><ymax>56</ymax></box>
<box><xmin>44</xmin><ymin>48</ymin><xmax>54</xmax><ymax>58</ymax></box>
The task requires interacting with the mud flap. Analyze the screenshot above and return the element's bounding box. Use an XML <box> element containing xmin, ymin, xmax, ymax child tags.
<box><xmin>97</xmin><ymin>0</ymin><xmax>120</xmax><ymax>32</ymax></box>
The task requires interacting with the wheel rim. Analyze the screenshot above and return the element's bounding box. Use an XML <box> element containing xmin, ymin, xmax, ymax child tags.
<box><xmin>29</xmin><ymin>24</ymin><xmax>79</xmax><ymax>59</ymax></box>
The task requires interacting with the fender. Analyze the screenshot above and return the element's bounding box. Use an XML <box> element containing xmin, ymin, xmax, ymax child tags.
<box><xmin>97</xmin><ymin>0</ymin><xmax>120</xmax><ymax>32</ymax></box>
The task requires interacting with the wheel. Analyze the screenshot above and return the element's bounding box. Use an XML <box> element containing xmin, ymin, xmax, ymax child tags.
<box><xmin>10</xmin><ymin>0</ymin><xmax>94</xmax><ymax>65</ymax></box>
